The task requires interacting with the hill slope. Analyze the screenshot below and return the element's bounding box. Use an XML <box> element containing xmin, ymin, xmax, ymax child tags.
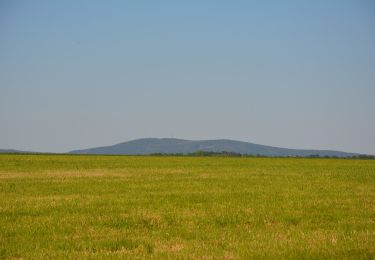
<box><xmin>69</xmin><ymin>138</ymin><xmax>358</xmax><ymax>157</ymax></box>
<box><xmin>0</xmin><ymin>149</ymin><xmax>34</xmax><ymax>154</ymax></box>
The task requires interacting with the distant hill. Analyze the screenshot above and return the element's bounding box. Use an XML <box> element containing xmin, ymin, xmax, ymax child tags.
<box><xmin>69</xmin><ymin>138</ymin><xmax>360</xmax><ymax>157</ymax></box>
<box><xmin>0</xmin><ymin>149</ymin><xmax>34</xmax><ymax>154</ymax></box>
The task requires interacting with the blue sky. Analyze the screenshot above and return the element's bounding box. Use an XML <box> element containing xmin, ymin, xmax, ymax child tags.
<box><xmin>1</xmin><ymin>0</ymin><xmax>375</xmax><ymax>154</ymax></box>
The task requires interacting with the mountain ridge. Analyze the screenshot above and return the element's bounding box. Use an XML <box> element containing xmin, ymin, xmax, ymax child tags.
<box><xmin>69</xmin><ymin>138</ymin><xmax>361</xmax><ymax>157</ymax></box>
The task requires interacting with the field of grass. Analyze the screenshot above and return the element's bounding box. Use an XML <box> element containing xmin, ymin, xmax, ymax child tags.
<box><xmin>0</xmin><ymin>154</ymin><xmax>374</xmax><ymax>259</ymax></box>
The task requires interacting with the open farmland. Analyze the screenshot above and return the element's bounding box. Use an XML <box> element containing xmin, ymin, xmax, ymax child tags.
<box><xmin>0</xmin><ymin>154</ymin><xmax>374</xmax><ymax>259</ymax></box>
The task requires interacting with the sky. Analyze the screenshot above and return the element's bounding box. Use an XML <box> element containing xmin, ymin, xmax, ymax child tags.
<box><xmin>1</xmin><ymin>0</ymin><xmax>375</xmax><ymax>154</ymax></box>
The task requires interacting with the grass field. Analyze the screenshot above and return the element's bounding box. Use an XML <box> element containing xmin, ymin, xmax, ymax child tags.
<box><xmin>0</xmin><ymin>154</ymin><xmax>374</xmax><ymax>259</ymax></box>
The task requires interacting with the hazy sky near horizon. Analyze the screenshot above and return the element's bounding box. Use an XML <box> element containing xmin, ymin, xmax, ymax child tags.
<box><xmin>1</xmin><ymin>0</ymin><xmax>375</xmax><ymax>154</ymax></box>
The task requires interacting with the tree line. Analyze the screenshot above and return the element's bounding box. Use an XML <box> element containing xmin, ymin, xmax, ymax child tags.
<box><xmin>149</xmin><ymin>151</ymin><xmax>375</xmax><ymax>159</ymax></box>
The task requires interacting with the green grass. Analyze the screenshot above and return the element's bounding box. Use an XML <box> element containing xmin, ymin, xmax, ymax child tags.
<box><xmin>0</xmin><ymin>154</ymin><xmax>374</xmax><ymax>259</ymax></box>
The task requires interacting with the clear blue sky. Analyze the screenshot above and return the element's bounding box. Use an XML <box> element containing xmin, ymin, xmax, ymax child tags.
<box><xmin>1</xmin><ymin>0</ymin><xmax>374</xmax><ymax>154</ymax></box>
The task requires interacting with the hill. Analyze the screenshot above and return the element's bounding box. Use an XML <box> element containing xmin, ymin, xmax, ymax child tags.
<box><xmin>69</xmin><ymin>138</ymin><xmax>359</xmax><ymax>157</ymax></box>
<box><xmin>0</xmin><ymin>149</ymin><xmax>33</xmax><ymax>154</ymax></box>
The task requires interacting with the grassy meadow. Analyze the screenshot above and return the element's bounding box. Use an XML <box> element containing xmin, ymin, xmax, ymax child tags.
<box><xmin>0</xmin><ymin>154</ymin><xmax>374</xmax><ymax>259</ymax></box>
